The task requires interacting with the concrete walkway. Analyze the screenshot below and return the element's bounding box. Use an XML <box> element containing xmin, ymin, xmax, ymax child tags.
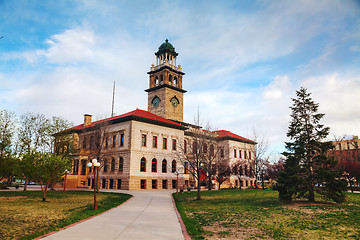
<box><xmin>42</xmin><ymin>190</ymin><xmax>185</xmax><ymax>240</ymax></box>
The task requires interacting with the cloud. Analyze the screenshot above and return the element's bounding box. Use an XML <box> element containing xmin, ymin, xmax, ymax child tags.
<box><xmin>301</xmin><ymin>72</ymin><xmax>360</xmax><ymax>137</ymax></box>
<box><xmin>40</xmin><ymin>28</ymin><xmax>95</xmax><ymax>64</ymax></box>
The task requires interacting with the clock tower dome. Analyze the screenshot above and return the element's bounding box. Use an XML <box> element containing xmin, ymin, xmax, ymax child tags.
<box><xmin>145</xmin><ymin>39</ymin><xmax>186</xmax><ymax>122</ymax></box>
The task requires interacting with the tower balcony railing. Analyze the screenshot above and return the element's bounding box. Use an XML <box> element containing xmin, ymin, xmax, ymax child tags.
<box><xmin>151</xmin><ymin>61</ymin><xmax>182</xmax><ymax>72</ymax></box>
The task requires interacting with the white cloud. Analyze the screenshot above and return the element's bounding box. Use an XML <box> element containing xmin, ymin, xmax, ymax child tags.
<box><xmin>40</xmin><ymin>28</ymin><xmax>95</xmax><ymax>64</ymax></box>
<box><xmin>301</xmin><ymin>72</ymin><xmax>360</xmax><ymax>137</ymax></box>
<box><xmin>263</xmin><ymin>75</ymin><xmax>292</xmax><ymax>100</ymax></box>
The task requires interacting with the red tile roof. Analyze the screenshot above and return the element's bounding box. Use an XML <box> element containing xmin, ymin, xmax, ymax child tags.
<box><xmin>214</xmin><ymin>130</ymin><xmax>255</xmax><ymax>144</ymax></box>
<box><xmin>68</xmin><ymin>109</ymin><xmax>186</xmax><ymax>132</ymax></box>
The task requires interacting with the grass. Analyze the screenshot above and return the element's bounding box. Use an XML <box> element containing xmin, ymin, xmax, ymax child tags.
<box><xmin>0</xmin><ymin>190</ymin><xmax>132</xmax><ymax>240</ymax></box>
<box><xmin>173</xmin><ymin>189</ymin><xmax>360</xmax><ymax>240</ymax></box>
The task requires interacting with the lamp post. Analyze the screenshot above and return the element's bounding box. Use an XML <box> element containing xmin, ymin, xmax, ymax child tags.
<box><xmin>87</xmin><ymin>159</ymin><xmax>101</xmax><ymax>210</ymax></box>
<box><xmin>174</xmin><ymin>167</ymin><xmax>183</xmax><ymax>195</ymax></box>
<box><xmin>175</xmin><ymin>170</ymin><xmax>179</xmax><ymax>194</ymax></box>
<box><xmin>63</xmin><ymin>170</ymin><xmax>71</xmax><ymax>191</ymax></box>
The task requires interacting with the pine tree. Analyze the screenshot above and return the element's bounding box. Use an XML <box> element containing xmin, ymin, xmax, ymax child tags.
<box><xmin>277</xmin><ymin>87</ymin><xmax>346</xmax><ymax>203</ymax></box>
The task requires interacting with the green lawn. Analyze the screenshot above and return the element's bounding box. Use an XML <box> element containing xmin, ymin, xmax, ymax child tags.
<box><xmin>173</xmin><ymin>189</ymin><xmax>360</xmax><ymax>240</ymax></box>
<box><xmin>0</xmin><ymin>190</ymin><xmax>132</xmax><ymax>240</ymax></box>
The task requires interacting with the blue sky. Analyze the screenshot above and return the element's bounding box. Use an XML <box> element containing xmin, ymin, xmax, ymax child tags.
<box><xmin>1</xmin><ymin>0</ymin><xmax>359</xmax><ymax>158</ymax></box>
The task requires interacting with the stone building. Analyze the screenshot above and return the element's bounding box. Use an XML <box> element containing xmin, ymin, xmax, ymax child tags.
<box><xmin>59</xmin><ymin>40</ymin><xmax>256</xmax><ymax>190</ymax></box>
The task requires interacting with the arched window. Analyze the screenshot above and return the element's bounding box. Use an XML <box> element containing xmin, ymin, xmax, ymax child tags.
<box><xmin>210</xmin><ymin>145</ymin><xmax>214</xmax><ymax>156</ymax></box>
<box><xmin>103</xmin><ymin>159</ymin><xmax>108</xmax><ymax>173</ymax></box>
<box><xmin>160</xmin><ymin>75</ymin><xmax>163</xmax><ymax>84</ymax></box>
<box><xmin>193</xmin><ymin>142</ymin><xmax>197</xmax><ymax>154</ymax></box>
<box><xmin>151</xmin><ymin>158</ymin><xmax>157</xmax><ymax>172</ymax></box>
<box><xmin>140</xmin><ymin>157</ymin><xmax>146</xmax><ymax>172</ymax></box>
<box><xmin>119</xmin><ymin>157</ymin><xmax>123</xmax><ymax>172</ymax></box>
<box><xmin>155</xmin><ymin>76</ymin><xmax>159</xmax><ymax>86</ymax></box>
<box><xmin>111</xmin><ymin>157</ymin><xmax>115</xmax><ymax>172</ymax></box>
<box><xmin>90</xmin><ymin>136</ymin><xmax>95</xmax><ymax>149</ymax></box>
<box><xmin>203</xmin><ymin>143</ymin><xmax>207</xmax><ymax>154</ymax></box>
<box><xmin>174</xmin><ymin>77</ymin><xmax>177</xmax><ymax>86</ymax></box>
<box><xmin>105</xmin><ymin>136</ymin><xmax>109</xmax><ymax>149</ymax></box>
<box><xmin>82</xmin><ymin>137</ymin><xmax>87</xmax><ymax>149</ymax></box>
<box><xmin>172</xmin><ymin>160</ymin><xmax>176</xmax><ymax>173</ymax></box>
<box><xmin>162</xmin><ymin>159</ymin><xmax>167</xmax><ymax>173</ymax></box>
<box><xmin>169</xmin><ymin>75</ymin><xmax>173</xmax><ymax>85</ymax></box>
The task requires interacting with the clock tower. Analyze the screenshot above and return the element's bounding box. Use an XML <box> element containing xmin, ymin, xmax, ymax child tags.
<box><xmin>145</xmin><ymin>39</ymin><xmax>186</xmax><ymax>122</ymax></box>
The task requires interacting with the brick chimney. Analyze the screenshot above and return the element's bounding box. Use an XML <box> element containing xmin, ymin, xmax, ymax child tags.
<box><xmin>84</xmin><ymin>114</ymin><xmax>92</xmax><ymax>127</ymax></box>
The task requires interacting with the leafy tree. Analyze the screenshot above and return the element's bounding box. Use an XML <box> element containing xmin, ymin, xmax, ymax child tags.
<box><xmin>28</xmin><ymin>152</ymin><xmax>71</xmax><ymax>201</ymax></box>
<box><xmin>0</xmin><ymin>109</ymin><xmax>17</xmax><ymax>183</ymax></box>
<box><xmin>277</xmin><ymin>87</ymin><xmax>346</xmax><ymax>203</ymax></box>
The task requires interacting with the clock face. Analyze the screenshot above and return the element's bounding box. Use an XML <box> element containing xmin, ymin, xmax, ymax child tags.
<box><xmin>152</xmin><ymin>97</ymin><xmax>160</xmax><ymax>107</ymax></box>
<box><xmin>171</xmin><ymin>97</ymin><xmax>179</xmax><ymax>108</ymax></box>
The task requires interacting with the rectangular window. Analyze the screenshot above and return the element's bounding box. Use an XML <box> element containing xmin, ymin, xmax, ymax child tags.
<box><xmin>117</xmin><ymin>179</ymin><xmax>122</xmax><ymax>189</ymax></box>
<box><xmin>141</xmin><ymin>179</ymin><xmax>146</xmax><ymax>189</ymax></box>
<box><xmin>184</xmin><ymin>140</ymin><xmax>187</xmax><ymax>153</ymax></box>
<box><xmin>152</xmin><ymin>180</ymin><xmax>157</xmax><ymax>189</ymax></box>
<box><xmin>234</xmin><ymin>149</ymin><xmax>237</xmax><ymax>158</ymax></box>
<box><xmin>249</xmin><ymin>152</ymin><xmax>251</xmax><ymax>160</ymax></box>
<box><xmin>102</xmin><ymin>179</ymin><xmax>106</xmax><ymax>189</ymax></box>
<box><xmin>163</xmin><ymin>138</ymin><xmax>167</xmax><ymax>149</ymax></box>
<box><xmin>109</xmin><ymin>179</ymin><xmax>114</xmax><ymax>189</ymax></box>
<box><xmin>220</xmin><ymin>148</ymin><xmax>224</xmax><ymax>158</ymax></box>
<box><xmin>81</xmin><ymin>160</ymin><xmax>86</xmax><ymax>175</ymax></box>
<box><xmin>120</xmin><ymin>133</ymin><xmax>124</xmax><ymax>147</ymax></box>
<box><xmin>162</xmin><ymin>180</ymin><xmax>168</xmax><ymax>189</ymax></box>
<box><xmin>153</xmin><ymin>136</ymin><xmax>158</xmax><ymax>148</ymax></box>
<box><xmin>184</xmin><ymin>162</ymin><xmax>188</xmax><ymax>174</ymax></box>
<box><xmin>172</xmin><ymin>180</ymin><xmax>177</xmax><ymax>189</ymax></box>
<box><xmin>239</xmin><ymin>150</ymin><xmax>242</xmax><ymax>158</ymax></box>
<box><xmin>113</xmin><ymin>135</ymin><xmax>116</xmax><ymax>148</ymax></box>
<box><xmin>244</xmin><ymin>151</ymin><xmax>247</xmax><ymax>159</ymax></box>
<box><xmin>141</xmin><ymin>134</ymin><xmax>147</xmax><ymax>147</ymax></box>
<box><xmin>172</xmin><ymin>139</ymin><xmax>176</xmax><ymax>151</ymax></box>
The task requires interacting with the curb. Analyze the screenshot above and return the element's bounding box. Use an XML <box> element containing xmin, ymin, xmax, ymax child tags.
<box><xmin>172</xmin><ymin>194</ymin><xmax>191</xmax><ymax>240</ymax></box>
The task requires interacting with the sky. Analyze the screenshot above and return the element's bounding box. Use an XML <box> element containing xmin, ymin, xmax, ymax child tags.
<box><xmin>1</xmin><ymin>0</ymin><xmax>359</xmax><ymax>158</ymax></box>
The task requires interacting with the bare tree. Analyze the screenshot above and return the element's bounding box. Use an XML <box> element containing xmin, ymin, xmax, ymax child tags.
<box><xmin>250</xmin><ymin>131</ymin><xmax>269</xmax><ymax>189</ymax></box>
<box><xmin>0</xmin><ymin>109</ymin><xmax>17</xmax><ymax>183</ymax></box>
<box><xmin>214</xmin><ymin>160</ymin><xmax>231</xmax><ymax>190</ymax></box>
<box><xmin>18</xmin><ymin>112</ymin><xmax>50</xmax><ymax>154</ymax></box>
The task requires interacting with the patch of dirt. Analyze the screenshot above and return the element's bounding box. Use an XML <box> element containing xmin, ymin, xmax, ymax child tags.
<box><xmin>0</xmin><ymin>196</ymin><xmax>27</xmax><ymax>200</ymax></box>
<box><xmin>204</xmin><ymin>222</ymin><xmax>274</xmax><ymax>240</ymax></box>
<box><xmin>283</xmin><ymin>201</ymin><xmax>344</xmax><ymax>214</ymax></box>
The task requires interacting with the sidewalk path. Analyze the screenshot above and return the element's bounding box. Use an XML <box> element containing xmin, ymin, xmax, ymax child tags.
<box><xmin>42</xmin><ymin>190</ymin><xmax>185</xmax><ymax>240</ymax></box>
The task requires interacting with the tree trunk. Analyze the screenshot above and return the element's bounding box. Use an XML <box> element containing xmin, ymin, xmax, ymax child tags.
<box><xmin>208</xmin><ymin>173</ymin><xmax>212</xmax><ymax>191</ymax></box>
<box><xmin>197</xmin><ymin>179</ymin><xmax>201</xmax><ymax>200</ymax></box>
<box><xmin>24</xmin><ymin>178</ymin><xmax>28</xmax><ymax>191</ymax></box>
<box><xmin>261</xmin><ymin>172</ymin><xmax>265</xmax><ymax>190</ymax></box>
<box><xmin>308</xmin><ymin>183</ymin><xmax>315</xmax><ymax>202</ymax></box>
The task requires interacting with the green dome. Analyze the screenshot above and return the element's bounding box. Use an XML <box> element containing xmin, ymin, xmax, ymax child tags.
<box><xmin>155</xmin><ymin>39</ymin><xmax>178</xmax><ymax>57</ymax></box>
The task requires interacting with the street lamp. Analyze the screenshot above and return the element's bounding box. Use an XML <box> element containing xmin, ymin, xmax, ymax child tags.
<box><xmin>174</xmin><ymin>167</ymin><xmax>184</xmax><ymax>194</ymax></box>
<box><xmin>87</xmin><ymin>159</ymin><xmax>101</xmax><ymax>210</ymax></box>
<box><xmin>63</xmin><ymin>170</ymin><xmax>71</xmax><ymax>191</ymax></box>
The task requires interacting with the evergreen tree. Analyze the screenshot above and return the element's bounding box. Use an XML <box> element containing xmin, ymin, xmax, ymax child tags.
<box><xmin>277</xmin><ymin>87</ymin><xmax>346</xmax><ymax>203</ymax></box>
